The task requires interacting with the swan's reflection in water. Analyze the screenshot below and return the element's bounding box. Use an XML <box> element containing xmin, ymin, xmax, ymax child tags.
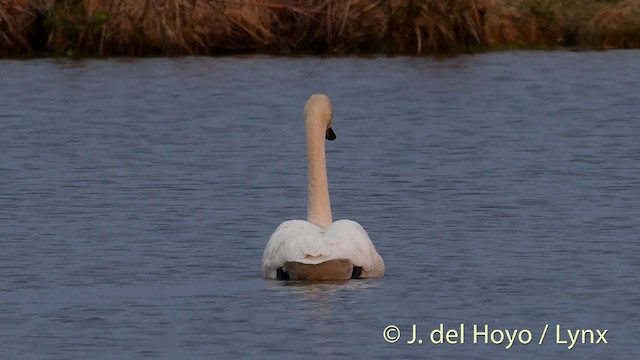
<box><xmin>265</xmin><ymin>279</ymin><xmax>380</xmax><ymax>322</ymax></box>
<box><xmin>262</xmin><ymin>279</ymin><xmax>383</xmax><ymax>357</ymax></box>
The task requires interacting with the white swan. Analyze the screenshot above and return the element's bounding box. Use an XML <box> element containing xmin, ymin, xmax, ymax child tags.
<box><xmin>262</xmin><ymin>94</ymin><xmax>385</xmax><ymax>281</ymax></box>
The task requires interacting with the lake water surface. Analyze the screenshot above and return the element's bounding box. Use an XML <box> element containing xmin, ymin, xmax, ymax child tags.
<box><xmin>1</xmin><ymin>52</ymin><xmax>639</xmax><ymax>359</ymax></box>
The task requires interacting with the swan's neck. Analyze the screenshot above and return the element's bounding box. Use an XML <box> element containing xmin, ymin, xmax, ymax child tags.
<box><xmin>306</xmin><ymin>121</ymin><xmax>332</xmax><ymax>229</ymax></box>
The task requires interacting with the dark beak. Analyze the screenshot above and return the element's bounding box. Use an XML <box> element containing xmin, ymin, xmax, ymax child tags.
<box><xmin>325</xmin><ymin>127</ymin><xmax>336</xmax><ymax>141</ymax></box>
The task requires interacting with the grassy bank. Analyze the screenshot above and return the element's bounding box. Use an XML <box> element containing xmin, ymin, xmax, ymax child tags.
<box><xmin>1</xmin><ymin>0</ymin><xmax>640</xmax><ymax>57</ymax></box>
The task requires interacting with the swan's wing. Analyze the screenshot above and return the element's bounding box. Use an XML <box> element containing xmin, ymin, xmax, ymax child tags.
<box><xmin>262</xmin><ymin>219</ymin><xmax>385</xmax><ymax>279</ymax></box>
<box><xmin>325</xmin><ymin>220</ymin><xmax>385</xmax><ymax>278</ymax></box>
<box><xmin>262</xmin><ymin>220</ymin><xmax>335</xmax><ymax>279</ymax></box>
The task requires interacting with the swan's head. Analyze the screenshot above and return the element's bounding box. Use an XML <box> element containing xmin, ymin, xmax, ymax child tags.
<box><xmin>304</xmin><ymin>94</ymin><xmax>336</xmax><ymax>141</ymax></box>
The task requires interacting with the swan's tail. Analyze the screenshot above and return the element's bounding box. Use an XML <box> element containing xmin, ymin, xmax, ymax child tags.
<box><xmin>281</xmin><ymin>259</ymin><xmax>362</xmax><ymax>281</ymax></box>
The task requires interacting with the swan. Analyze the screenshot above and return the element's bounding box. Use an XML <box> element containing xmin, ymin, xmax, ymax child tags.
<box><xmin>262</xmin><ymin>94</ymin><xmax>385</xmax><ymax>281</ymax></box>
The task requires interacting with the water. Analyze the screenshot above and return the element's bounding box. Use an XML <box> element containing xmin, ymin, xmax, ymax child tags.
<box><xmin>1</xmin><ymin>52</ymin><xmax>639</xmax><ymax>359</ymax></box>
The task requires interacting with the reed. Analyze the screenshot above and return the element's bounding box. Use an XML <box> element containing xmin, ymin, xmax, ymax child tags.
<box><xmin>482</xmin><ymin>0</ymin><xmax>565</xmax><ymax>48</ymax></box>
<box><xmin>0</xmin><ymin>0</ymin><xmax>36</xmax><ymax>54</ymax></box>
<box><xmin>585</xmin><ymin>0</ymin><xmax>640</xmax><ymax>48</ymax></box>
<box><xmin>0</xmin><ymin>0</ymin><xmax>636</xmax><ymax>56</ymax></box>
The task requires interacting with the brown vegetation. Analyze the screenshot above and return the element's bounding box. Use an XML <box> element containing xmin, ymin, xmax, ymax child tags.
<box><xmin>585</xmin><ymin>0</ymin><xmax>640</xmax><ymax>49</ymax></box>
<box><xmin>0</xmin><ymin>0</ymin><xmax>36</xmax><ymax>54</ymax></box>
<box><xmin>482</xmin><ymin>0</ymin><xmax>566</xmax><ymax>47</ymax></box>
<box><xmin>0</xmin><ymin>0</ymin><xmax>637</xmax><ymax>56</ymax></box>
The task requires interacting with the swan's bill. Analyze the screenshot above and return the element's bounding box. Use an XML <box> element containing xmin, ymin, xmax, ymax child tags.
<box><xmin>325</xmin><ymin>127</ymin><xmax>336</xmax><ymax>141</ymax></box>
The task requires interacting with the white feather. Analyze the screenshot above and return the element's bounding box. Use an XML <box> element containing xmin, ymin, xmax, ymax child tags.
<box><xmin>262</xmin><ymin>219</ymin><xmax>385</xmax><ymax>279</ymax></box>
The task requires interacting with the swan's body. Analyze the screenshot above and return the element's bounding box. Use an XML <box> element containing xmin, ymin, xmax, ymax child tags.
<box><xmin>262</xmin><ymin>94</ymin><xmax>384</xmax><ymax>280</ymax></box>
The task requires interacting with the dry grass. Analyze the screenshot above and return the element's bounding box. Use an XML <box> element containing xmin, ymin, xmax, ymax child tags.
<box><xmin>0</xmin><ymin>0</ymin><xmax>638</xmax><ymax>56</ymax></box>
<box><xmin>0</xmin><ymin>0</ymin><xmax>36</xmax><ymax>54</ymax></box>
<box><xmin>585</xmin><ymin>0</ymin><xmax>640</xmax><ymax>48</ymax></box>
<box><xmin>45</xmin><ymin>0</ymin><xmax>229</xmax><ymax>55</ymax></box>
<box><xmin>414</xmin><ymin>0</ymin><xmax>484</xmax><ymax>53</ymax></box>
<box><xmin>482</xmin><ymin>0</ymin><xmax>567</xmax><ymax>47</ymax></box>
<box><xmin>39</xmin><ymin>0</ymin><xmax>392</xmax><ymax>55</ymax></box>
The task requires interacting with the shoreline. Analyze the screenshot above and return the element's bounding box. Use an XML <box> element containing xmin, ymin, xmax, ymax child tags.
<box><xmin>1</xmin><ymin>0</ymin><xmax>639</xmax><ymax>58</ymax></box>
